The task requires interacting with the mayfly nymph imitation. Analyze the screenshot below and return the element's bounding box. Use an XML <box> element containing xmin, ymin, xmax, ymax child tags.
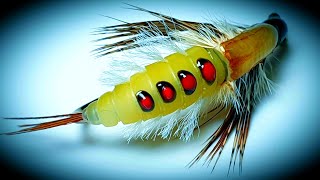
<box><xmin>2</xmin><ymin>5</ymin><xmax>287</xmax><ymax>173</ymax></box>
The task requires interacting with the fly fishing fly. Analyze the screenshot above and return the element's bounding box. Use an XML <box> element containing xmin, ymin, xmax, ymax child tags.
<box><xmin>2</xmin><ymin>4</ymin><xmax>288</xmax><ymax>174</ymax></box>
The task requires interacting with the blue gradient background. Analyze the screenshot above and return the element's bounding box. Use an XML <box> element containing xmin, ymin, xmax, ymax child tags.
<box><xmin>0</xmin><ymin>0</ymin><xmax>319</xmax><ymax>179</ymax></box>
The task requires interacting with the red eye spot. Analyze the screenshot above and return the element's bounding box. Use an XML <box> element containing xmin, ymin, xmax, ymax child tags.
<box><xmin>157</xmin><ymin>81</ymin><xmax>176</xmax><ymax>102</ymax></box>
<box><xmin>178</xmin><ymin>70</ymin><xmax>197</xmax><ymax>95</ymax></box>
<box><xmin>136</xmin><ymin>91</ymin><xmax>154</xmax><ymax>112</ymax></box>
<box><xmin>197</xmin><ymin>58</ymin><xmax>216</xmax><ymax>84</ymax></box>
<box><xmin>162</xmin><ymin>87</ymin><xmax>175</xmax><ymax>101</ymax></box>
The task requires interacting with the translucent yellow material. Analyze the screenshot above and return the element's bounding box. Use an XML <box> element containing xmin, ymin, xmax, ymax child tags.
<box><xmin>83</xmin><ymin>101</ymin><xmax>100</xmax><ymax>125</ymax></box>
<box><xmin>186</xmin><ymin>47</ymin><xmax>227</xmax><ymax>96</ymax></box>
<box><xmin>221</xmin><ymin>24</ymin><xmax>278</xmax><ymax>80</ymax></box>
<box><xmin>130</xmin><ymin>72</ymin><xmax>160</xmax><ymax>122</ymax></box>
<box><xmin>86</xmin><ymin>46</ymin><xmax>228</xmax><ymax>127</ymax></box>
<box><xmin>112</xmin><ymin>83</ymin><xmax>142</xmax><ymax>124</ymax></box>
<box><xmin>96</xmin><ymin>92</ymin><xmax>119</xmax><ymax>126</ymax></box>
<box><xmin>145</xmin><ymin>61</ymin><xmax>183</xmax><ymax>115</ymax></box>
<box><xmin>166</xmin><ymin>52</ymin><xmax>202</xmax><ymax>108</ymax></box>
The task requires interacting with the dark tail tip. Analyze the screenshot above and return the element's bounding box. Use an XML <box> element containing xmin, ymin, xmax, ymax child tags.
<box><xmin>264</xmin><ymin>13</ymin><xmax>288</xmax><ymax>45</ymax></box>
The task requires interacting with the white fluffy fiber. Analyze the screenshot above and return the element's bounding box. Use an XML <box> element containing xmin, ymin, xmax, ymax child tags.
<box><xmin>101</xmin><ymin>17</ymin><xmax>246</xmax><ymax>142</ymax></box>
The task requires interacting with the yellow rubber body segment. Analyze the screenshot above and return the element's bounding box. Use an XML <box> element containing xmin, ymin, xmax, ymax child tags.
<box><xmin>112</xmin><ymin>82</ymin><xmax>142</xmax><ymax>124</ymax></box>
<box><xmin>96</xmin><ymin>91</ymin><xmax>119</xmax><ymax>127</ymax></box>
<box><xmin>129</xmin><ymin>72</ymin><xmax>160</xmax><ymax>122</ymax></box>
<box><xmin>93</xmin><ymin>46</ymin><xmax>229</xmax><ymax>126</ymax></box>
<box><xmin>83</xmin><ymin>101</ymin><xmax>100</xmax><ymax>125</ymax></box>
<box><xmin>166</xmin><ymin>52</ymin><xmax>202</xmax><ymax>108</ymax></box>
<box><xmin>186</xmin><ymin>47</ymin><xmax>227</xmax><ymax>97</ymax></box>
<box><xmin>145</xmin><ymin>61</ymin><xmax>183</xmax><ymax>116</ymax></box>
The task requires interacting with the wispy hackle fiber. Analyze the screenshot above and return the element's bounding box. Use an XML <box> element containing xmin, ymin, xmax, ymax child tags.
<box><xmin>93</xmin><ymin>4</ymin><xmax>276</xmax><ymax>173</ymax></box>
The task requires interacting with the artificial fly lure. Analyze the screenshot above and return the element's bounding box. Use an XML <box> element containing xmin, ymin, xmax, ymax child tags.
<box><xmin>2</xmin><ymin>5</ymin><xmax>287</xmax><ymax>174</ymax></box>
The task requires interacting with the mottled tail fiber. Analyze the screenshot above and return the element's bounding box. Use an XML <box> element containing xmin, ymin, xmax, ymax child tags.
<box><xmin>188</xmin><ymin>60</ymin><xmax>273</xmax><ymax>174</ymax></box>
<box><xmin>2</xmin><ymin>113</ymin><xmax>83</xmax><ymax>135</ymax></box>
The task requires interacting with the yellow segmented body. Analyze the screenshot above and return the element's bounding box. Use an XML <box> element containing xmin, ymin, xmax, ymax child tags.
<box><xmin>83</xmin><ymin>23</ymin><xmax>278</xmax><ymax>127</ymax></box>
<box><xmin>84</xmin><ymin>46</ymin><xmax>228</xmax><ymax>126</ymax></box>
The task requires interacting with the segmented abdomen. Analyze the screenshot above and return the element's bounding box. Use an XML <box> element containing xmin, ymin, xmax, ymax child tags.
<box><xmin>84</xmin><ymin>46</ymin><xmax>228</xmax><ymax>126</ymax></box>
